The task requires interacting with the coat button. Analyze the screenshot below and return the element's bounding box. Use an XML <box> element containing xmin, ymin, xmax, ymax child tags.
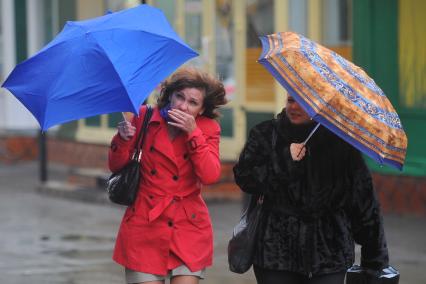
<box><xmin>191</xmin><ymin>213</ymin><xmax>196</xmax><ymax>219</ymax></box>
<box><xmin>110</xmin><ymin>143</ymin><xmax>118</xmax><ymax>152</ymax></box>
<box><xmin>148</xmin><ymin>195</ymin><xmax>153</xmax><ymax>199</ymax></box>
<box><xmin>168</xmin><ymin>220</ymin><xmax>173</xmax><ymax>227</ymax></box>
<box><xmin>150</xmin><ymin>146</ymin><xmax>154</xmax><ymax>152</ymax></box>
<box><xmin>150</xmin><ymin>169</ymin><xmax>157</xmax><ymax>175</ymax></box>
<box><xmin>173</xmin><ymin>175</ymin><xmax>179</xmax><ymax>181</ymax></box>
<box><xmin>189</xmin><ymin>140</ymin><xmax>197</xmax><ymax>150</ymax></box>
<box><xmin>183</xmin><ymin>153</ymin><xmax>189</xmax><ymax>160</ymax></box>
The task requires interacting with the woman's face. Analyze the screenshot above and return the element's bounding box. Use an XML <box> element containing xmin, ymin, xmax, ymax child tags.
<box><xmin>170</xmin><ymin>87</ymin><xmax>205</xmax><ymax>118</ymax></box>
<box><xmin>285</xmin><ymin>96</ymin><xmax>311</xmax><ymax>125</ymax></box>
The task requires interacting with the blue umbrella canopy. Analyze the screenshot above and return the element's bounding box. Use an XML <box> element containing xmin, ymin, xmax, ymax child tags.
<box><xmin>2</xmin><ymin>4</ymin><xmax>198</xmax><ymax>130</ymax></box>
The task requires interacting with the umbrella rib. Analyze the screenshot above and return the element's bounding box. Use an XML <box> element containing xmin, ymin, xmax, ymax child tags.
<box><xmin>77</xmin><ymin>26</ymin><xmax>192</xmax><ymax>47</ymax></box>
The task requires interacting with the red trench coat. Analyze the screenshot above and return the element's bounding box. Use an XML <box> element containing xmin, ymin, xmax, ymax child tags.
<box><xmin>108</xmin><ymin>105</ymin><xmax>221</xmax><ymax>275</ymax></box>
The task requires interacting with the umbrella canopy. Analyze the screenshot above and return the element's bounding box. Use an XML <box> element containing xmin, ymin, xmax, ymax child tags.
<box><xmin>258</xmin><ymin>31</ymin><xmax>407</xmax><ymax>170</ymax></box>
<box><xmin>2</xmin><ymin>4</ymin><xmax>198</xmax><ymax>130</ymax></box>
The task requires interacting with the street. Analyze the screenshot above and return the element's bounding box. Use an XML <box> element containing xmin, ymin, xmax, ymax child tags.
<box><xmin>0</xmin><ymin>162</ymin><xmax>255</xmax><ymax>284</ymax></box>
<box><xmin>0</xmin><ymin>162</ymin><xmax>425</xmax><ymax>284</ymax></box>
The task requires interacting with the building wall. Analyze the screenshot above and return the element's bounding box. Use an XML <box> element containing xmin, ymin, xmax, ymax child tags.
<box><xmin>0</xmin><ymin>0</ymin><xmax>354</xmax><ymax>154</ymax></box>
<box><xmin>69</xmin><ymin>0</ymin><xmax>352</xmax><ymax>161</ymax></box>
<box><xmin>352</xmin><ymin>0</ymin><xmax>426</xmax><ymax>215</ymax></box>
<box><xmin>2</xmin><ymin>0</ymin><xmax>356</xmax><ymax>155</ymax></box>
<box><xmin>353</xmin><ymin>0</ymin><xmax>426</xmax><ymax>177</ymax></box>
<box><xmin>0</xmin><ymin>0</ymin><xmax>38</xmax><ymax>131</ymax></box>
<box><xmin>1</xmin><ymin>0</ymin><xmax>424</xmax><ymax>214</ymax></box>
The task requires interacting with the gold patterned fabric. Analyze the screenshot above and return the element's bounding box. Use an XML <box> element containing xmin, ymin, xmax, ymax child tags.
<box><xmin>258</xmin><ymin>31</ymin><xmax>407</xmax><ymax>170</ymax></box>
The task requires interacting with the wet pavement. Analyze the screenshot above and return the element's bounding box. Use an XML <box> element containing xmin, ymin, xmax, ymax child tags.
<box><xmin>0</xmin><ymin>161</ymin><xmax>425</xmax><ymax>284</ymax></box>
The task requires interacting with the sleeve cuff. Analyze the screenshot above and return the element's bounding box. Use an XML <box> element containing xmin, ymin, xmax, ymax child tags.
<box><xmin>186</xmin><ymin>127</ymin><xmax>204</xmax><ymax>151</ymax></box>
<box><xmin>361</xmin><ymin>247</ymin><xmax>389</xmax><ymax>270</ymax></box>
<box><xmin>186</xmin><ymin>127</ymin><xmax>202</xmax><ymax>140</ymax></box>
<box><xmin>110</xmin><ymin>133</ymin><xmax>133</xmax><ymax>151</ymax></box>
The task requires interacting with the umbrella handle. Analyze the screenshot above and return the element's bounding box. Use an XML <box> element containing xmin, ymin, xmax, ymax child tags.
<box><xmin>121</xmin><ymin>112</ymin><xmax>128</xmax><ymax>122</ymax></box>
<box><xmin>297</xmin><ymin>122</ymin><xmax>320</xmax><ymax>158</ymax></box>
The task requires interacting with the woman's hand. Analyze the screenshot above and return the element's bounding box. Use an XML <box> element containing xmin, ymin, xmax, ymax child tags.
<box><xmin>290</xmin><ymin>143</ymin><xmax>306</xmax><ymax>161</ymax></box>
<box><xmin>117</xmin><ymin>120</ymin><xmax>136</xmax><ymax>141</ymax></box>
<box><xmin>167</xmin><ymin>109</ymin><xmax>197</xmax><ymax>134</ymax></box>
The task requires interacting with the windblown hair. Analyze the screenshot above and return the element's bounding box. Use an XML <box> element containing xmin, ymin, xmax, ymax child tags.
<box><xmin>157</xmin><ymin>67</ymin><xmax>227</xmax><ymax>119</ymax></box>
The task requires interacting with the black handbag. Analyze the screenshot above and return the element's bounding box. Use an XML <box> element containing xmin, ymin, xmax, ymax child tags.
<box><xmin>106</xmin><ymin>105</ymin><xmax>153</xmax><ymax>206</ymax></box>
<box><xmin>228</xmin><ymin>194</ymin><xmax>264</xmax><ymax>274</ymax></box>
<box><xmin>346</xmin><ymin>265</ymin><xmax>400</xmax><ymax>284</ymax></box>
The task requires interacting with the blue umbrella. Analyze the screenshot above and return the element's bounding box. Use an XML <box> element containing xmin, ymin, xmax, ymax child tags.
<box><xmin>2</xmin><ymin>4</ymin><xmax>198</xmax><ymax>130</ymax></box>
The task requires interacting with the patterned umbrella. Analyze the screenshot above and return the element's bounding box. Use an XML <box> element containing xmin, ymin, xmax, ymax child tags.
<box><xmin>258</xmin><ymin>31</ymin><xmax>407</xmax><ymax>170</ymax></box>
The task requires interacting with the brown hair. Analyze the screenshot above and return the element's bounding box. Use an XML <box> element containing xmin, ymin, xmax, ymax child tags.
<box><xmin>157</xmin><ymin>67</ymin><xmax>227</xmax><ymax>119</ymax></box>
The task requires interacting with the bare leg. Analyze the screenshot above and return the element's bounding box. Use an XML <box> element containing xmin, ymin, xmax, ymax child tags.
<box><xmin>170</xmin><ymin>275</ymin><xmax>199</xmax><ymax>284</ymax></box>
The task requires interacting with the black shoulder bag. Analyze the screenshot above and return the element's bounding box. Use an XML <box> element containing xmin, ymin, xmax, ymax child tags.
<box><xmin>228</xmin><ymin>126</ymin><xmax>278</xmax><ymax>274</ymax></box>
<box><xmin>228</xmin><ymin>194</ymin><xmax>264</xmax><ymax>274</ymax></box>
<box><xmin>106</xmin><ymin>105</ymin><xmax>153</xmax><ymax>206</ymax></box>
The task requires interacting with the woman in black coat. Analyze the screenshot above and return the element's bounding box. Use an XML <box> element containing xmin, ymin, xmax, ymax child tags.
<box><xmin>233</xmin><ymin>96</ymin><xmax>389</xmax><ymax>284</ymax></box>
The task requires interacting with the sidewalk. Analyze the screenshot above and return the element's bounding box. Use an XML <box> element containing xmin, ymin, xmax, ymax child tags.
<box><xmin>2</xmin><ymin>161</ymin><xmax>426</xmax><ymax>284</ymax></box>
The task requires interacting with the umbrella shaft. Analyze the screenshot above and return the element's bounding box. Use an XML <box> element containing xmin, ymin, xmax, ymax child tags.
<box><xmin>303</xmin><ymin>122</ymin><xmax>320</xmax><ymax>144</ymax></box>
<box><xmin>296</xmin><ymin>122</ymin><xmax>320</xmax><ymax>158</ymax></box>
<box><xmin>121</xmin><ymin>112</ymin><xmax>128</xmax><ymax>122</ymax></box>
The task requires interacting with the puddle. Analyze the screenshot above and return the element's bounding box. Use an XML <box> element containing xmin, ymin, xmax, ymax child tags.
<box><xmin>60</xmin><ymin>234</ymin><xmax>114</xmax><ymax>243</ymax></box>
<box><xmin>58</xmin><ymin>249</ymin><xmax>112</xmax><ymax>260</ymax></box>
<box><xmin>40</xmin><ymin>235</ymin><xmax>50</xmax><ymax>241</ymax></box>
<box><xmin>38</xmin><ymin>234</ymin><xmax>114</xmax><ymax>260</ymax></box>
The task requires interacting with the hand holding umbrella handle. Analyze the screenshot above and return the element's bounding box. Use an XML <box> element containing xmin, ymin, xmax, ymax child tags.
<box><xmin>296</xmin><ymin>146</ymin><xmax>305</xmax><ymax>158</ymax></box>
<box><xmin>292</xmin><ymin>144</ymin><xmax>306</xmax><ymax>160</ymax></box>
<box><xmin>118</xmin><ymin>117</ymin><xmax>136</xmax><ymax>141</ymax></box>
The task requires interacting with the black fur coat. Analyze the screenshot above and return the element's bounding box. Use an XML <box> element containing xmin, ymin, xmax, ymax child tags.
<box><xmin>233</xmin><ymin>112</ymin><xmax>389</xmax><ymax>276</ymax></box>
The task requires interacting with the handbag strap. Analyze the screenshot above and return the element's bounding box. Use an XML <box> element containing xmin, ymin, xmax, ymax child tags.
<box><xmin>271</xmin><ymin>124</ymin><xmax>281</xmax><ymax>173</ymax></box>
<box><xmin>245</xmin><ymin>124</ymin><xmax>278</xmax><ymax>216</ymax></box>
<box><xmin>245</xmin><ymin>126</ymin><xmax>279</xmax><ymax>215</ymax></box>
<box><xmin>132</xmin><ymin>105</ymin><xmax>153</xmax><ymax>161</ymax></box>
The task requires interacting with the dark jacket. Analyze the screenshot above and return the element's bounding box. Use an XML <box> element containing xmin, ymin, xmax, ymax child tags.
<box><xmin>233</xmin><ymin>112</ymin><xmax>389</xmax><ymax>277</ymax></box>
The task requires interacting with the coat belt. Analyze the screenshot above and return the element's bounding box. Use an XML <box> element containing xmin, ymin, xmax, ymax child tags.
<box><xmin>146</xmin><ymin>190</ymin><xmax>200</xmax><ymax>223</ymax></box>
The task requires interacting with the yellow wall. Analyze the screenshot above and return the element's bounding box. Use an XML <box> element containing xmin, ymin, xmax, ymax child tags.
<box><xmin>399</xmin><ymin>0</ymin><xmax>426</xmax><ymax>108</ymax></box>
<box><xmin>246</xmin><ymin>48</ymin><xmax>275</xmax><ymax>103</ymax></box>
<box><xmin>76</xmin><ymin>0</ymin><xmax>105</xmax><ymax>19</ymax></box>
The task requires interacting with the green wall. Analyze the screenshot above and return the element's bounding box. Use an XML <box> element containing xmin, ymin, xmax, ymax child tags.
<box><xmin>353</xmin><ymin>0</ymin><xmax>426</xmax><ymax>176</ymax></box>
<box><xmin>15</xmin><ymin>0</ymin><xmax>27</xmax><ymax>64</ymax></box>
<box><xmin>51</xmin><ymin>0</ymin><xmax>78</xmax><ymax>140</ymax></box>
<box><xmin>246</xmin><ymin>112</ymin><xmax>274</xmax><ymax>137</ymax></box>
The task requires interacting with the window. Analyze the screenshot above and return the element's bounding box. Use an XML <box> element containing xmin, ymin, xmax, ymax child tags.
<box><xmin>322</xmin><ymin>0</ymin><xmax>352</xmax><ymax>60</ymax></box>
<box><xmin>246</xmin><ymin>0</ymin><xmax>275</xmax><ymax>103</ymax></box>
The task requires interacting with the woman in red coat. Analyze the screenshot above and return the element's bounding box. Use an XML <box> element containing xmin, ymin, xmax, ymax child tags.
<box><xmin>108</xmin><ymin>67</ymin><xmax>227</xmax><ymax>284</ymax></box>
